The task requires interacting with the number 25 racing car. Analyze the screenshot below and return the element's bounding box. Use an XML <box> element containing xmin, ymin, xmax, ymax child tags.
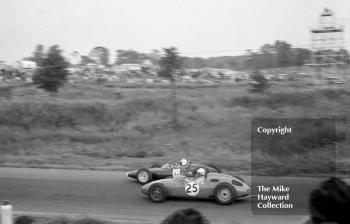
<box><xmin>126</xmin><ymin>159</ymin><xmax>221</xmax><ymax>184</ymax></box>
<box><xmin>141</xmin><ymin>167</ymin><xmax>250</xmax><ymax>205</ymax></box>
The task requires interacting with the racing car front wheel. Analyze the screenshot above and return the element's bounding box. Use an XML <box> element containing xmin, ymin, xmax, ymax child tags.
<box><xmin>136</xmin><ymin>168</ymin><xmax>152</xmax><ymax>184</ymax></box>
<box><xmin>214</xmin><ymin>183</ymin><xmax>236</xmax><ymax>205</ymax></box>
<box><xmin>148</xmin><ymin>183</ymin><xmax>167</xmax><ymax>203</ymax></box>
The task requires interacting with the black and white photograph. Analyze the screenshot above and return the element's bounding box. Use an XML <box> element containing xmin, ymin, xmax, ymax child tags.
<box><xmin>0</xmin><ymin>1</ymin><xmax>350</xmax><ymax>224</ymax></box>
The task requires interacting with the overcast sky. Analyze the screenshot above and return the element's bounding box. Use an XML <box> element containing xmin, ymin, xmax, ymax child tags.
<box><xmin>1</xmin><ymin>0</ymin><xmax>350</xmax><ymax>62</ymax></box>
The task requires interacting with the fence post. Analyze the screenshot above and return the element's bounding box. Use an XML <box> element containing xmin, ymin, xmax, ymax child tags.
<box><xmin>1</xmin><ymin>201</ymin><xmax>13</xmax><ymax>224</ymax></box>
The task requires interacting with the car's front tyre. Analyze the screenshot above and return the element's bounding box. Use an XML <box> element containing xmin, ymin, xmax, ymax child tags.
<box><xmin>136</xmin><ymin>168</ymin><xmax>152</xmax><ymax>184</ymax></box>
<box><xmin>214</xmin><ymin>183</ymin><xmax>236</xmax><ymax>205</ymax></box>
<box><xmin>148</xmin><ymin>183</ymin><xmax>167</xmax><ymax>203</ymax></box>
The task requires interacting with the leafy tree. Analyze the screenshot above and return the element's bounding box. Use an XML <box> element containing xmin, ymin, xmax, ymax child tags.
<box><xmin>89</xmin><ymin>47</ymin><xmax>109</xmax><ymax>66</ymax></box>
<box><xmin>274</xmin><ymin>40</ymin><xmax>292</xmax><ymax>67</ymax></box>
<box><xmin>158</xmin><ymin>47</ymin><xmax>182</xmax><ymax>81</ymax></box>
<box><xmin>33</xmin><ymin>45</ymin><xmax>69</xmax><ymax>92</ymax></box>
<box><xmin>259</xmin><ymin>44</ymin><xmax>277</xmax><ymax>68</ymax></box>
<box><xmin>293</xmin><ymin>48</ymin><xmax>311</xmax><ymax>66</ymax></box>
<box><xmin>80</xmin><ymin>55</ymin><xmax>94</xmax><ymax>65</ymax></box>
<box><xmin>158</xmin><ymin>47</ymin><xmax>182</xmax><ymax>127</ymax></box>
<box><xmin>250</xmin><ymin>70</ymin><xmax>269</xmax><ymax>93</ymax></box>
<box><xmin>115</xmin><ymin>50</ymin><xmax>147</xmax><ymax>65</ymax></box>
<box><xmin>181</xmin><ymin>57</ymin><xmax>207</xmax><ymax>68</ymax></box>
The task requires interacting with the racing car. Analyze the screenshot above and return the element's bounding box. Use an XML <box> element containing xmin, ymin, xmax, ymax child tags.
<box><xmin>126</xmin><ymin>159</ymin><xmax>221</xmax><ymax>184</ymax></box>
<box><xmin>141</xmin><ymin>167</ymin><xmax>250</xmax><ymax>205</ymax></box>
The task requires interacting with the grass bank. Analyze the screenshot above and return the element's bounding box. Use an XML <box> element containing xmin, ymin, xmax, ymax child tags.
<box><xmin>0</xmin><ymin>81</ymin><xmax>349</xmax><ymax>175</ymax></box>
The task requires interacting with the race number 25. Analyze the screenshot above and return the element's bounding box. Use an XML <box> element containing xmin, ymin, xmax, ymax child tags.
<box><xmin>185</xmin><ymin>182</ymin><xmax>199</xmax><ymax>196</ymax></box>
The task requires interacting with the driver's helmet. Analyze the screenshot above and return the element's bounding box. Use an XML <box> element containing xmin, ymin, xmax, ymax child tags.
<box><xmin>195</xmin><ymin>168</ymin><xmax>206</xmax><ymax>178</ymax></box>
<box><xmin>180</xmin><ymin>158</ymin><xmax>188</xmax><ymax>166</ymax></box>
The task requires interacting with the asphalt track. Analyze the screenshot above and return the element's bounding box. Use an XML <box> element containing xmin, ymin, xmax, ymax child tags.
<box><xmin>0</xmin><ymin>168</ymin><xmax>343</xmax><ymax>224</ymax></box>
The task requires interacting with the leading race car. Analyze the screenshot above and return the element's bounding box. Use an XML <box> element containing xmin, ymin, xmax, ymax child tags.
<box><xmin>141</xmin><ymin>167</ymin><xmax>250</xmax><ymax>205</ymax></box>
<box><xmin>126</xmin><ymin>159</ymin><xmax>221</xmax><ymax>184</ymax></box>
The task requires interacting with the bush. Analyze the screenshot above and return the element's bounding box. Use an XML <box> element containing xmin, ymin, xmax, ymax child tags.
<box><xmin>249</xmin><ymin>70</ymin><xmax>269</xmax><ymax>93</ymax></box>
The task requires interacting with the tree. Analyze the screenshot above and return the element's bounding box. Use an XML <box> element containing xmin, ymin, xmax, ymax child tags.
<box><xmin>158</xmin><ymin>47</ymin><xmax>182</xmax><ymax>127</ymax></box>
<box><xmin>33</xmin><ymin>45</ymin><xmax>69</xmax><ymax>92</ymax></box>
<box><xmin>89</xmin><ymin>47</ymin><xmax>109</xmax><ymax>66</ymax></box>
<box><xmin>158</xmin><ymin>47</ymin><xmax>182</xmax><ymax>81</ymax></box>
<box><xmin>115</xmin><ymin>49</ymin><xmax>147</xmax><ymax>65</ymax></box>
<box><xmin>80</xmin><ymin>55</ymin><xmax>94</xmax><ymax>65</ymax></box>
<box><xmin>293</xmin><ymin>48</ymin><xmax>311</xmax><ymax>66</ymax></box>
<box><xmin>274</xmin><ymin>40</ymin><xmax>292</xmax><ymax>67</ymax></box>
<box><xmin>259</xmin><ymin>44</ymin><xmax>277</xmax><ymax>68</ymax></box>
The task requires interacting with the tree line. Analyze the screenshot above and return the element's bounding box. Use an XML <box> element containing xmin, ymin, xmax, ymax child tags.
<box><xmin>25</xmin><ymin>40</ymin><xmax>349</xmax><ymax>71</ymax></box>
<box><xmin>184</xmin><ymin>41</ymin><xmax>349</xmax><ymax>70</ymax></box>
<box><xmin>23</xmin><ymin>41</ymin><xmax>349</xmax><ymax>93</ymax></box>
<box><xmin>23</xmin><ymin>45</ymin><xmax>181</xmax><ymax>93</ymax></box>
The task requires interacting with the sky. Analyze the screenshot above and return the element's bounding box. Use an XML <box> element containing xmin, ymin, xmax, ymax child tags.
<box><xmin>1</xmin><ymin>0</ymin><xmax>350</xmax><ymax>62</ymax></box>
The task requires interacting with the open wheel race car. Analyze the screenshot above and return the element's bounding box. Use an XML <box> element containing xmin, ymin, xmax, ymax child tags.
<box><xmin>141</xmin><ymin>167</ymin><xmax>250</xmax><ymax>205</ymax></box>
<box><xmin>126</xmin><ymin>159</ymin><xmax>221</xmax><ymax>184</ymax></box>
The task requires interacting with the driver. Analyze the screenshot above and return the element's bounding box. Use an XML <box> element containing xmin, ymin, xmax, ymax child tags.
<box><xmin>179</xmin><ymin>158</ymin><xmax>188</xmax><ymax>166</ymax></box>
<box><xmin>180</xmin><ymin>158</ymin><xmax>195</xmax><ymax>177</ymax></box>
<box><xmin>171</xmin><ymin>159</ymin><xmax>188</xmax><ymax>178</ymax></box>
<box><xmin>193</xmin><ymin>168</ymin><xmax>206</xmax><ymax>183</ymax></box>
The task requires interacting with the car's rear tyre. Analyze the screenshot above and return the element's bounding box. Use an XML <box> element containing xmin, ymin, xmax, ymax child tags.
<box><xmin>207</xmin><ymin>164</ymin><xmax>222</xmax><ymax>173</ymax></box>
<box><xmin>148</xmin><ymin>183</ymin><xmax>167</xmax><ymax>203</ymax></box>
<box><xmin>136</xmin><ymin>168</ymin><xmax>152</xmax><ymax>184</ymax></box>
<box><xmin>214</xmin><ymin>183</ymin><xmax>236</xmax><ymax>205</ymax></box>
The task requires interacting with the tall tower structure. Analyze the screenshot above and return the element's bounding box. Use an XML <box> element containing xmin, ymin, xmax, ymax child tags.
<box><xmin>310</xmin><ymin>8</ymin><xmax>346</xmax><ymax>71</ymax></box>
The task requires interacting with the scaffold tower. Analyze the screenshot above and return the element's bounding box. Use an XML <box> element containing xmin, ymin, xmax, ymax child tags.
<box><xmin>310</xmin><ymin>8</ymin><xmax>346</xmax><ymax>67</ymax></box>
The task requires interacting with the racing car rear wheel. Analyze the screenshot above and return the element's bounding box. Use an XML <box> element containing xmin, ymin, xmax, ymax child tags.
<box><xmin>214</xmin><ymin>183</ymin><xmax>236</xmax><ymax>205</ymax></box>
<box><xmin>148</xmin><ymin>183</ymin><xmax>167</xmax><ymax>203</ymax></box>
<box><xmin>137</xmin><ymin>168</ymin><xmax>152</xmax><ymax>184</ymax></box>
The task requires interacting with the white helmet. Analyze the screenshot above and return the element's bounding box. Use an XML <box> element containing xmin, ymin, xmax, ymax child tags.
<box><xmin>180</xmin><ymin>159</ymin><xmax>188</xmax><ymax>166</ymax></box>
<box><xmin>196</xmin><ymin>168</ymin><xmax>206</xmax><ymax>177</ymax></box>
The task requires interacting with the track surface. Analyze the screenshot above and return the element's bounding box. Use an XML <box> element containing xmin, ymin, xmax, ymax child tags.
<box><xmin>0</xmin><ymin>168</ymin><xmax>338</xmax><ymax>224</ymax></box>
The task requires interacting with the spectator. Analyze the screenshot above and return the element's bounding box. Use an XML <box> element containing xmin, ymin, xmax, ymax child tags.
<box><xmin>306</xmin><ymin>177</ymin><xmax>350</xmax><ymax>224</ymax></box>
<box><xmin>161</xmin><ymin>208</ymin><xmax>209</xmax><ymax>224</ymax></box>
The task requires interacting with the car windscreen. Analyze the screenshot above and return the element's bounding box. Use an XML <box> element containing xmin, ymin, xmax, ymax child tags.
<box><xmin>161</xmin><ymin>163</ymin><xmax>170</xmax><ymax>169</ymax></box>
